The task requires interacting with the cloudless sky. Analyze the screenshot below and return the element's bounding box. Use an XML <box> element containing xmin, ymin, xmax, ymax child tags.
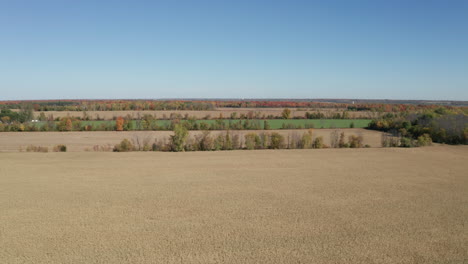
<box><xmin>1</xmin><ymin>0</ymin><xmax>467</xmax><ymax>100</ymax></box>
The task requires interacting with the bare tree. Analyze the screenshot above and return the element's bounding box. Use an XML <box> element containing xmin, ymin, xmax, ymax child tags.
<box><xmin>330</xmin><ymin>130</ymin><xmax>340</xmax><ymax>148</ymax></box>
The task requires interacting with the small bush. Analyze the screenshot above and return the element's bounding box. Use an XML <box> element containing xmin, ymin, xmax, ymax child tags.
<box><xmin>53</xmin><ymin>144</ymin><xmax>67</xmax><ymax>152</ymax></box>
<box><xmin>92</xmin><ymin>144</ymin><xmax>113</xmax><ymax>152</ymax></box>
<box><xmin>381</xmin><ymin>133</ymin><xmax>400</xmax><ymax>147</ymax></box>
<box><xmin>400</xmin><ymin>137</ymin><xmax>415</xmax><ymax>148</ymax></box>
<box><xmin>270</xmin><ymin>132</ymin><xmax>285</xmax><ymax>149</ymax></box>
<box><xmin>312</xmin><ymin>136</ymin><xmax>324</xmax><ymax>149</ymax></box>
<box><xmin>26</xmin><ymin>145</ymin><xmax>49</xmax><ymax>152</ymax></box>
<box><xmin>113</xmin><ymin>139</ymin><xmax>134</xmax><ymax>152</ymax></box>
<box><xmin>348</xmin><ymin>135</ymin><xmax>364</xmax><ymax>148</ymax></box>
<box><xmin>417</xmin><ymin>134</ymin><xmax>432</xmax><ymax>147</ymax></box>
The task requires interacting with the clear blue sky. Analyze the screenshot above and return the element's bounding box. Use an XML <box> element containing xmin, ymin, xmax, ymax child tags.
<box><xmin>1</xmin><ymin>0</ymin><xmax>467</xmax><ymax>100</ymax></box>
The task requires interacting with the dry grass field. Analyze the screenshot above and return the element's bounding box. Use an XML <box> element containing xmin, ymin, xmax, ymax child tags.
<box><xmin>0</xmin><ymin>146</ymin><xmax>467</xmax><ymax>263</ymax></box>
<box><xmin>0</xmin><ymin>128</ymin><xmax>383</xmax><ymax>152</ymax></box>
<box><xmin>31</xmin><ymin>108</ymin><xmax>380</xmax><ymax>120</ymax></box>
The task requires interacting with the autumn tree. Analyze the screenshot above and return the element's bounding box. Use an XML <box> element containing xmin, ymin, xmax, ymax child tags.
<box><xmin>65</xmin><ymin>118</ymin><xmax>72</xmax><ymax>131</ymax></box>
<box><xmin>116</xmin><ymin>116</ymin><xmax>124</xmax><ymax>131</ymax></box>
<box><xmin>1</xmin><ymin>116</ymin><xmax>10</xmax><ymax>124</ymax></box>
<box><xmin>282</xmin><ymin>108</ymin><xmax>291</xmax><ymax>119</ymax></box>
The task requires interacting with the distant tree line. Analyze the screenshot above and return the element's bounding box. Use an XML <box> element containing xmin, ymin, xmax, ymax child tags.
<box><xmin>0</xmin><ymin>114</ymin><xmax>362</xmax><ymax>132</ymax></box>
<box><xmin>1</xmin><ymin>99</ymin><xmax>463</xmax><ymax>113</ymax></box>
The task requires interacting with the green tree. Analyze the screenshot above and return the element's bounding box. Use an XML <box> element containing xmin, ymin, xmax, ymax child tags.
<box><xmin>245</xmin><ymin>133</ymin><xmax>260</xmax><ymax>150</ymax></box>
<box><xmin>170</xmin><ymin>124</ymin><xmax>188</xmax><ymax>152</ymax></box>
<box><xmin>224</xmin><ymin>131</ymin><xmax>233</xmax><ymax>150</ymax></box>
<box><xmin>124</xmin><ymin>118</ymin><xmax>133</xmax><ymax>131</ymax></box>
<box><xmin>19</xmin><ymin>103</ymin><xmax>34</xmax><ymax>122</ymax></box>
<box><xmin>214</xmin><ymin>134</ymin><xmax>224</xmax><ymax>150</ymax></box>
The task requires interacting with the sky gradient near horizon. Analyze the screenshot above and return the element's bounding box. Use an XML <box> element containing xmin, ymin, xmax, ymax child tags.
<box><xmin>1</xmin><ymin>0</ymin><xmax>467</xmax><ymax>100</ymax></box>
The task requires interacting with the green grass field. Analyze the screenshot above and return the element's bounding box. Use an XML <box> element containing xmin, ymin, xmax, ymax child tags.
<box><xmin>33</xmin><ymin>119</ymin><xmax>371</xmax><ymax>130</ymax></box>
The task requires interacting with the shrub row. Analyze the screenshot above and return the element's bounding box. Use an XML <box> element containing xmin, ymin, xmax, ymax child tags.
<box><xmin>22</xmin><ymin>144</ymin><xmax>67</xmax><ymax>152</ymax></box>
<box><xmin>113</xmin><ymin>128</ymin><xmax>369</xmax><ymax>152</ymax></box>
<box><xmin>381</xmin><ymin>132</ymin><xmax>433</xmax><ymax>148</ymax></box>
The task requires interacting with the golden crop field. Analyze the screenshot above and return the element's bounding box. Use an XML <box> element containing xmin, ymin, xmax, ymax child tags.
<box><xmin>0</xmin><ymin>146</ymin><xmax>467</xmax><ymax>263</ymax></box>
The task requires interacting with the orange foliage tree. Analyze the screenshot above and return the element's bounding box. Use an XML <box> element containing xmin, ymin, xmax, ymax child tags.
<box><xmin>65</xmin><ymin>118</ymin><xmax>72</xmax><ymax>131</ymax></box>
<box><xmin>116</xmin><ymin>116</ymin><xmax>124</xmax><ymax>131</ymax></box>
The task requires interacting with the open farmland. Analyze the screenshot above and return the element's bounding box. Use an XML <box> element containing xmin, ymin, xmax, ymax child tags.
<box><xmin>29</xmin><ymin>108</ymin><xmax>381</xmax><ymax>120</ymax></box>
<box><xmin>0</xmin><ymin>146</ymin><xmax>467</xmax><ymax>263</ymax></box>
<box><xmin>0</xmin><ymin>128</ymin><xmax>383</xmax><ymax>152</ymax></box>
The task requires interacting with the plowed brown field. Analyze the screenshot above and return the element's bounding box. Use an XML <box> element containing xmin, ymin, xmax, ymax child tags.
<box><xmin>0</xmin><ymin>146</ymin><xmax>467</xmax><ymax>263</ymax></box>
